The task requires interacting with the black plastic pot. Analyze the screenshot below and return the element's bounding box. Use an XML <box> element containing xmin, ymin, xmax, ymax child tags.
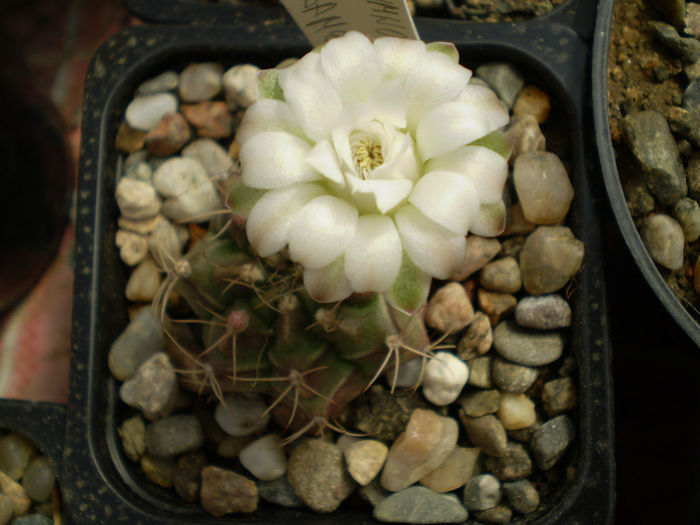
<box><xmin>62</xmin><ymin>8</ymin><xmax>614</xmax><ymax>523</ymax></box>
<box><xmin>592</xmin><ymin>0</ymin><xmax>700</xmax><ymax>348</ymax></box>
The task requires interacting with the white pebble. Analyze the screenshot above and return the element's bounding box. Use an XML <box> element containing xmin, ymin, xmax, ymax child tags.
<box><xmin>344</xmin><ymin>439</ymin><xmax>388</xmax><ymax>486</ymax></box>
<box><xmin>116</xmin><ymin>178</ymin><xmax>162</xmax><ymax>220</ymax></box>
<box><xmin>125</xmin><ymin>93</ymin><xmax>178</xmax><ymax>131</ymax></box>
<box><xmin>390</xmin><ymin>357</ymin><xmax>424</xmax><ymax>388</ymax></box>
<box><xmin>239</xmin><ymin>434</ymin><xmax>287</xmax><ymax>481</ymax></box>
<box><xmin>182</xmin><ymin>138</ymin><xmax>235</xmax><ymax>181</ymax></box>
<box><xmin>497</xmin><ymin>392</ymin><xmax>536</xmax><ymax>430</ymax></box>
<box><xmin>422</xmin><ymin>352</ymin><xmax>469</xmax><ymax>406</ymax></box>
<box><xmin>148</xmin><ymin>218</ymin><xmax>189</xmax><ymax>269</ymax></box>
<box><xmin>223</xmin><ymin>64</ymin><xmax>260</xmax><ymax>109</ymax></box>
<box><xmin>115</xmin><ymin>230</ymin><xmax>149</xmax><ymax>266</ymax></box>
<box><xmin>136</xmin><ymin>71</ymin><xmax>179</xmax><ymax>96</ymax></box>
<box><xmin>179</xmin><ymin>62</ymin><xmax>223</xmax><ymax>103</ymax></box>
<box><xmin>215</xmin><ymin>394</ymin><xmax>270</xmax><ymax>436</ymax></box>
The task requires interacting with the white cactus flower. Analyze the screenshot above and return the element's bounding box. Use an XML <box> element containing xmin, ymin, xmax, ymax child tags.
<box><xmin>232</xmin><ymin>31</ymin><xmax>510</xmax><ymax>312</ymax></box>
<box><xmin>422</xmin><ymin>351</ymin><xmax>469</xmax><ymax>406</ymax></box>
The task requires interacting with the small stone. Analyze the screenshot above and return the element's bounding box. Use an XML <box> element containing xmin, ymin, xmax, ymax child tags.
<box><xmin>181</xmin><ymin>101</ymin><xmax>234</xmax><ymax>139</ymax></box>
<box><xmin>21</xmin><ymin>457</ymin><xmax>55</xmax><ymax>503</ymax></box>
<box><xmin>666</xmin><ymin>106</ymin><xmax>700</xmax><ymax>146</ymax></box>
<box><xmin>125</xmin><ymin>93</ymin><xmax>179</xmax><ymax>131</ymax></box>
<box><xmin>216</xmin><ymin>435</ymin><xmax>254</xmax><ymax>459</ymax></box>
<box><xmin>531</xmin><ymin>415</ymin><xmax>576</xmax><ymax>470</ymax></box>
<box><xmin>118</xmin><ymin>214</ymin><xmax>162</xmax><ymax>235</ymax></box>
<box><xmin>542</xmin><ymin>377</ymin><xmax>578</xmax><ymax>415</ymax></box>
<box><xmin>12</xmin><ymin>515</ymin><xmax>51</xmax><ymax>525</ymax></box>
<box><xmin>258</xmin><ymin>475</ymin><xmax>305</xmax><ymax>508</ymax></box>
<box><xmin>116</xmin><ymin>178</ymin><xmax>161</xmax><ymax>220</ymax></box>
<box><xmin>422</xmin><ymin>352</ymin><xmax>469</xmax><ymax>406</ymax></box>
<box><xmin>374</xmin><ymin>486</ymin><xmax>469</xmax><ymax>523</ymax></box>
<box><xmin>500</xmin><ymin>235</ymin><xmax>527</xmax><ymax>259</ymax></box>
<box><xmin>640</xmin><ymin>214</ymin><xmax>685</xmax><ymax>270</ymax></box>
<box><xmin>145</xmin><ymin>113</ymin><xmax>191</xmax><ymax>156</ymax></box>
<box><xmin>651</xmin><ymin>0</ymin><xmax>686</xmax><ymax>27</ymax></box>
<box><xmin>109</xmin><ymin>307</ymin><xmax>164</xmax><ymax>381</ymax></box>
<box><xmin>148</xmin><ymin>218</ymin><xmax>189</xmax><ymax>267</ymax></box>
<box><xmin>504</xmin><ymin>115</ymin><xmax>546</xmax><ymax>158</ymax></box>
<box><xmin>467</xmin><ymin>356</ymin><xmax>493</xmax><ymax>388</ymax></box>
<box><xmin>141</xmin><ymin>455</ymin><xmax>175</xmax><ymax>488</ymax></box>
<box><xmin>686</xmin><ymin>60</ymin><xmax>700</xmax><ymax>81</ymax></box>
<box><xmin>493</xmin><ymin>319</ymin><xmax>564</xmax><ymax>366</ymax></box>
<box><xmin>683</xmin><ymin>78</ymin><xmax>700</xmax><ymax>112</ymax></box>
<box><xmin>146</xmin><ymin>415</ymin><xmax>203</xmax><ymax>458</ymax></box>
<box><xmin>463</xmin><ymin>473</ymin><xmax>501</xmax><ymax>510</ymax></box>
<box><xmin>0</xmin><ymin>471</ymin><xmax>30</xmax><ymax>516</ymax></box>
<box><xmin>152</xmin><ymin>157</ymin><xmax>221</xmax><ymax>222</ymax></box>
<box><xmin>287</xmin><ymin>439</ymin><xmax>355</xmax><ymax>512</ymax></box>
<box><xmin>115</xmin><ymin>230</ymin><xmax>149</xmax><ymax>266</ymax></box>
<box><xmin>459</xmin><ymin>414</ymin><xmax>507</xmax><ymax>457</ymax></box>
<box><xmin>503</xmin><ymin>202</ymin><xmax>537</xmax><ymax>236</ymax></box>
<box><xmin>420</xmin><ymin>446</ymin><xmax>480</xmax><ymax>493</ymax></box>
<box><xmin>120</xmin><ymin>352</ymin><xmax>177</xmax><ymax>420</ymax></box>
<box><xmin>478</xmin><ymin>289</ymin><xmax>517</xmax><ymax>326</ymax></box>
<box><xmin>513</xmin><ymin>84</ymin><xmax>551</xmax><ymax>123</ymax></box>
<box><xmin>200</xmin><ymin>466</ymin><xmax>258</xmax><ymax>516</ymax></box>
<box><xmin>0</xmin><ymin>494</ymin><xmax>12</xmax><ymax>525</ymax></box>
<box><xmin>623</xmin><ymin>110</ymin><xmax>687</xmax><ymax>205</ymax></box>
<box><xmin>497</xmin><ymin>392</ymin><xmax>537</xmax><ymax>430</ymax></box>
<box><xmin>479</xmin><ymin>257</ymin><xmax>522</xmax><ymax>294</ymax></box>
<box><xmin>460</xmin><ymin>389</ymin><xmax>501</xmax><ymax>417</ymax></box>
<box><xmin>673</xmin><ymin>197</ymin><xmax>700</xmax><ymax>241</ymax></box>
<box><xmin>136</xmin><ymin>71</ymin><xmax>179</xmax><ymax>96</ymax></box>
<box><xmin>345</xmin><ymin>439</ymin><xmax>388</xmax><ymax>486</ymax></box>
<box><xmin>116</xmin><ymin>121</ymin><xmax>146</xmax><ymax>153</ymax></box>
<box><xmin>381</xmin><ymin>409</ymin><xmax>459</xmax><ymax>492</ymax></box>
<box><xmin>125</xmin><ymin>257</ymin><xmax>163</xmax><ymax>302</ymax></box>
<box><xmin>520</xmin><ymin>226</ymin><xmax>585</xmax><ymax>295</ymax></box>
<box><xmin>624</xmin><ymin>174</ymin><xmax>656</xmax><ymax>216</ymax></box>
<box><xmin>215</xmin><ymin>394</ymin><xmax>270</xmax><ymax>436</ymax></box>
<box><xmin>426</xmin><ymin>282</ymin><xmax>474</xmax><ymax>334</ymax></box>
<box><xmin>485</xmin><ymin>442</ymin><xmax>533</xmax><ymax>480</ymax></box>
<box><xmin>472</xmin><ymin>503</ymin><xmax>513</xmax><ymax>523</ymax></box>
<box><xmin>686</xmin><ymin>3</ymin><xmax>700</xmax><ymax>36</ymax></box>
<box><xmin>689</xmin><ymin>153</ymin><xmax>700</xmax><ymax>199</ymax></box>
<box><xmin>513</xmin><ymin>151</ymin><xmax>574</xmax><ymax>225</ymax></box>
<box><xmin>0</xmin><ymin>433</ymin><xmax>35</xmax><ymax>480</ymax></box>
<box><xmin>182</xmin><ymin>138</ymin><xmax>235</xmax><ymax>181</ymax></box>
<box><xmin>515</xmin><ymin>295</ymin><xmax>572</xmax><ymax>329</ymax></box>
<box><xmin>392</xmin><ymin>357</ymin><xmax>424</xmax><ymax>388</ymax></box>
<box><xmin>476</xmin><ymin>63</ymin><xmax>525</xmax><ymax>108</ymax></box>
<box><xmin>359</xmin><ymin>478</ymin><xmax>390</xmax><ymax>507</ymax></box>
<box><xmin>173</xmin><ymin>451</ymin><xmax>206</xmax><ymax>502</ymax></box>
<box><xmin>119</xmin><ymin>415</ymin><xmax>146</xmax><ymax>462</ymax></box>
<box><xmin>239</xmin><ymin>434</ymin><xmax>286</xmax><ymax>481</ymax></box>
<box><xmin>450</xmin><ymin>236</ymin><xmax>501</xmax><ymax>280</ymax></box>
<box><xmin>508</xmin><ymin>419</ymin><xmax>541</xmax><ymax>442</ymax></box>
<box><xmin>649</xmin><ymin>20</ymin><xmax>700</xmax><ymax>62</ymax></box>
<box><xmin>503</xmin><ymin>479</ymin><xmax>540</xmax><ymax>514</ymax></box>
<box><xmin>457</xmin><ymin>312</ymin><xmax>492</xmax><ymax>360</ymax></box>
<box><xmin>179</xmin><ymin>62</ymin><xmax>223</xmax><ymax>103</ymax></box>
<box><xmin>492</xmin><ymin>358</ymin><xmax>539</xmax><ymax>394</ymax></box>
<box><xmin>223</xmin><ymin>64</ymin><xmax>260</xmax><ymax>109</ymax></box>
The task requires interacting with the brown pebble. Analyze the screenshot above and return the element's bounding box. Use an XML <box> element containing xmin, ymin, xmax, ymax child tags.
<box><xmin>457</xmin><ymin>311</ymin><xmax>492</xmax><ymax>360</ymax></box>
<box><xmin>513</xmin><ymin>85</ymin><xmax>551</xmax><ymax>123</ymax></box>
<box><xmin>200</xmin><ymin>466</ymin><xmax>258</xmax><ymax>516</ymax></box>
<box><xmin>459</xmin><ymin>414</ymin><xmax>507</xmax><ymax>457</ymax></box>
<box><xmin>478</xmin><ymin>289</ymin><xmax>517</xmax><ymax>325</ymax></box>
<box><xmin>426</xmin><ymin>282</ymin><xmax>474</xmax><ymax>334</ymax></box>
<box><xmin>116</xmin><ymin>120</ymin><xmax>146</xmax><ymax>153</ymax></box>
<box><xmin>182</xmin><ymin>101</ymin><xmax>234</xmax><ymax>138</ymax></box>
<box><xmin>145</xmin><ymin>112</ymin><xmax>191</xmax><ymax>156</ymax></box>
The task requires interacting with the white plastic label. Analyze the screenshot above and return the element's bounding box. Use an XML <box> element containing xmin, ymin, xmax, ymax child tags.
<box><xmin>280</xmin><ymin>0</ymin><xmax>419</xmax><ymax>46</ymax></box>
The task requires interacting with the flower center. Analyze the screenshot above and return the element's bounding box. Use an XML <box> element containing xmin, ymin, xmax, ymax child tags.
<box><xmin>350</xmin><ymin>131</ymin><xmax>384</xmax><ymax>180</ymax></box>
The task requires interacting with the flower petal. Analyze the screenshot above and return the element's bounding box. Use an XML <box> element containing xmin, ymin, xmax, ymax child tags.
<box><xmin>404</xmin><ymin>51</ymin><xmax>472</xmax><ymax>128</ymax></box>
<box><xmin>346</xmin><ymin>176</ymin><xmax>413</xmax><ymax>214</ymax></box>
<box><xmin>304</xmin><ymin>256</ymin><xmax>353</xmax><ymax>303</ymax></box>
<box><xmin>236</xmin><ymin>99</ymin><xmax>301</xmax><ymax>145</ymax></box>
<box><xmin>358</xmin><ymin>77</ymin><xmax>408</xmax><ymax>130</ymax></box>
<box><xmin>374</xmin><ymin>37</ymin><xmax>426</xmax><ymax>79</ymax></box>
<box><xmin>408</xmin><ymin>170</ymin><xmax>480</xmax><ymax>235</ymax></box>
<box><xmin>344</xmin><ymin>215</ymin><xmax>402</xmax><ymax>292</ymax></box>
<box><xmin>416</xmin><ymin>101</ymin><xmax>492</xmax><ymax>160</ymax></box>
<box><xmin>384</xmin><ymin>251</ymin><xmax>432</xmax><ymax>314</ymax></box>
<box><xmin>456</xmin><ymin>84</ymin><xmax>510</xmax><ymax>132</ymax></box>
<box><xmin>278</xmin><ymin>58</ymin><xmax>343</xmax><ymax>141</ymax></box>
<box><xmin>393</xmin><ymin>204</ymin><xmax>466</xmax><ymax>279</ymax></box>
<box><xmin>371</xmin><ymin>130</ymin><xmax>420</xmax><ymax>182</ymax></box>
<box><xmin>321</xmin><ymin>31</ymin><xmax>382</xmax><ymax>103</ymax></box>
<box><xmin>426</xmin><ymin>145</ymin><xmax>508</xmax><ymax>204</ymax></box>
<box><xmin>306</xmin><ymin>139</ymin><xmax>344</xmax><ymax>185</ymax></box>
<box><xmin>288</xmin><ymin>195</ymin><xmax>359</xmax><ymax>269</ymax></box>
<box><xmin>246</xmin><ymin>183</ymin><xmax>325</xmax><ymax>256</ymax></box>
<box><xmin>240</xmin><ymin>131</ymin><xmax>319</xmax><ymax>189</ymax></box>
<box><xmin>470</xmin><ymin>201</ymin><xmax>506</xmax><ymax>237</ymax></box>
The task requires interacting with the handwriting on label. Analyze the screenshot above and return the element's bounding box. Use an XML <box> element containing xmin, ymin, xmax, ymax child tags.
<box><xmin>280</xmin><ymin>0</ymin><xmax>419</xmax><ymax>46</ymax></box>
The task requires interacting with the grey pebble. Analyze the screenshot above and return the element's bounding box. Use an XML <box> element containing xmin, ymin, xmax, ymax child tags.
<box><xmin>0</xmin><ymin>433</ymin><xmax>35</xmax><ymax>480</ymax></box>
<box><xmin>182</xmin><ymin>138</ymin><xmax>235</xmax><ymax>181</ymax></box>
<box><xmin>640</xmin><ymin>214</ymin><xmax>685</xmax><ymax>270</ymax></box>
<box><xmin>492</xmin><ymin>357</ymin><xmax>539</xmax><ymax>393</ymax></box>
<box><xmin>686</xmin><ymin>2</ymin><xmax>700</xmax><ymax>36</ymax></box>
<box><xmin>484</xmin><ymin>442</ymin><xmax>533</xmax><ymax>481</ymax></box>
<box><xmin>531</xmin><ymin>415</ymin><xmax>575</xmax><ymax>470</ymax></box>
<box><xmin>624</xmin><ymin>174</ymin><xmax>655</xmax><ymax>216</ymax></box>
<box><xmin>120</xmin><ymin>352</ymin><xmax>177</xmax><ymax>420</ymax></box>
<box><xmin>109</xmin><ymin>307</ymin><xmax>165</xmax><ymax>381</ymax></box>
<box><xmin>519</xmin><ymin>226</ymin><xmax>584</xmax><ymax>295</ymax></box>
<box><xmin>136</xmin><ymin>71</ymin><xmax>179</xmax><ymax>96</ymax></box>
<box><xmin>515</xmin><ymin>295</ymin><xmax>572</xmax><ymax>330</ymax></box>
<box><xmin>258</xmin><ymin>475</ymin><xmax>305</xmax><ymax>508</ymax></box>
<box><xmin>457</xmin><ymin>311</ymin><xmax>492</xmax><ymax>360</ymax></box>
<box><xmin>476</xmin><ymin>63</ymin><xmax>524</xmax><ymax>108</ymax></box>
<box><xmin>21</xmin><ymin>456</ymin><xmax>55</xmax><ymax>503</ymax></box>
<box><xmin>12</xmin><ymin>515</ymin><xmax>52</xmax><ymax>525</ymax></box>
<box><xmin>467</xmin><ymin>356</ymin><xmax>493</xmax><ymax>388</ymax></box>
<box><xmin>508</xmin><ymin>419</ymin><xmax>541</xmax><ymax>443</ymax></box>
<box><xmin>459</xmin><ymin>389</ymin><xmax>501</xmax><ymax>417</ymax></box>
<box><xmin>648</xmin><ymin>20</ymin><xmax>700</xmax><ymax>62</ymax></box>
<box><xmin>542</xmin><ymin>377</ymin><xmax>578</xmax><ymax>415</ymax></box>
<box><xmin>463</xmin><ymin>473</ymin><xmax>501</xmax><ymax>511</ymax></box>
<box><xmin>146</xmin><ymin>415</ymin><xmax>203</xmax><ymax>458</ymax></box>
<box><xmin>374</xmin><ymin>486</ymin><xmax>468</xmax><ymax>523</ymax></box>
<box><xmin>459</xmin><ymin>414</ymin><xmax>507</xmax><ymax>457</ymax></box>
<box><xmin>472</xmin><ymin>503</ymin><xmax>513</xmax><ymax>523</ymax></box>
<box><xmin>623</xmin><ymin>110</ymin><xmax>686</xmax><ymax>205</ymax></box>
<box><xmin>493</xmin><ymin>320</ymin><xmax>565</xmax><ymax>366</ymax></box>
<box><xmin>673</xmin><ymin>197</ymin><xmax>700</xmax><ymax>242</ymax></box>
<box><xmin>179</xmin><ymin>62</ymin><xmax>223</xmax><ymax>102</ymax></box>
<box><xmin>479</xmin><ymin>256</ymin><xmax>522</xmax><ymax>294</ymax></box>
<box><xmin>0</xmin><ymin>494</ymin><xmax>12</xmax><ymax>525</ymax></box>
<box><xmin>503</xmin><ymin>479</ymin><xmax>540</xmax><ymax>514</ymax></box>
<box><xmin>688</xmin><ymin>153</ymin><xmax>700</xmax><ymax>200</ymax></box>
<box><xmin>119</xmin><ymin>414</ymin><xmax>146</xmax><ymax>462</ymax></box>
<box><xmin>683</xmin><ymin>77</ymin><xmax>700</xmax><ymax>111</ymax></box>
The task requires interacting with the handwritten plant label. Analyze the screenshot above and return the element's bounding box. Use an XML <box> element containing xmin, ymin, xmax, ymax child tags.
<box><xmin>280</xmin><ymin>0</ymin><xmax>419</xmax><ymax>46</ymax></box>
